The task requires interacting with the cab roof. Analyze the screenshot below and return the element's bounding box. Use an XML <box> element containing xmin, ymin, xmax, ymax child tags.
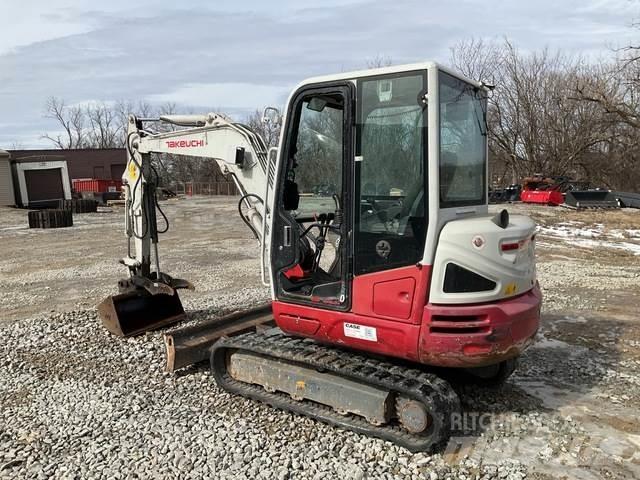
<box><xmin>297</xmin><ymin>61</ymin><xmax>484</xmax><ymax>90</ymax></box>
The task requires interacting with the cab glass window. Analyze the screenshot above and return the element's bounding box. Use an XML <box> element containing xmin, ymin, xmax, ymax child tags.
<box><xmin>355</xmin><ymin>72</ymin><xmax>427</xmax><ymax>275</ymax></box>
<box><xmin>439</xmin><ymin>71</ymin><xmax>487</xmax><ymax>207</ymax></box>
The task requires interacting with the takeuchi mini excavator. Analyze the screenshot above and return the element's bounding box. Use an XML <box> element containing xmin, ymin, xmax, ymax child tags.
<box><xmin>98</xmin><ymin>62</ymin><xmax>542</xmax><ymax>452</ymax></box>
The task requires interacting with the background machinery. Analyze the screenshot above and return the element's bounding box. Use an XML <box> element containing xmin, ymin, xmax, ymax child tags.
<box><xmin>98</xmin><ymin>62</ymin><xmax>542</xmax><ymax>452</ymax></box>
<box><xmin>520</xmin><ymin>175</ymin><xmax>566</xmax><ymax>206</ymax></box>
<box><xmin>519</xmin><ymin>174</ymin><xmax>620</xmax><ymax>209</ymax></box>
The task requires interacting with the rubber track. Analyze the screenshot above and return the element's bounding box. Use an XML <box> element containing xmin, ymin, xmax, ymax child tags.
<box><xmin>211</xmin><ymin>330</ymin><xmax>460</xmax><ymax>452</ymax></box>
<box><xmin>28</xmin><ymin>209</ymin><xmax>73</xmax><ymax>228</ymax></box>
<box><xmin>59</xmin><ymin>199</ymin><xmax>98</xmax><ymax>214</ymax></box>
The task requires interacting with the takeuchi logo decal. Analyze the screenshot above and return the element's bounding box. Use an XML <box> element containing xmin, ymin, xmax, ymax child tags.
<box><xmin>166</xmin><ymin>139</ymin><xmax>204</xmax><ymax>148</ymax></box>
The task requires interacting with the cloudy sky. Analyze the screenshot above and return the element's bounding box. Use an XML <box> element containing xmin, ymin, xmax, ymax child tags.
<box><xmin>0</xmin><ymin>0</ymin><xmax>638</xmax><ymax>148</ymax></box>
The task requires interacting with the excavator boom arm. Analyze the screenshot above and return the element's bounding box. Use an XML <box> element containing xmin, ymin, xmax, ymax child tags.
<box><xmin>122</xmin><ymin>111</ymin><xmax>271</xmax><ymax>277</ymax></box>
<box><xmin>98</xmin><ymin>112</ymin><xmax>275</xmax><ymax>337</ymax></box>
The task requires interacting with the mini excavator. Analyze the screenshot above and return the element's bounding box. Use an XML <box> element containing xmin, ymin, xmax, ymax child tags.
<box><xmin>98</xmin><ymin>62</ymin><xmax>541</xmax><ymax>452</ymax></box>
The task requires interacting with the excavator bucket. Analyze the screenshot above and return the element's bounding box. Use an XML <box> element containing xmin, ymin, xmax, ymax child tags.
<box><xmin>565</xmin><ymin>190</ymin><xmax>620</xmax><ymax>210</ymax></box>
<box><xmin>97</xmin><ymin>290</ymin><xmax>186</xmax><ymax>337</ymax></box>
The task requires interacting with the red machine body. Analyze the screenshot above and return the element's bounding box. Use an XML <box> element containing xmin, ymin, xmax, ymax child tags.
<box><xmin>520</xmin><ymin>175</ymin><xmax>565</xmax><ymax>205</ymax></box>
<box><xmin>273</xmin><ymin>265</ymin><xmax>540</xmax><ymax>368</ymax></box>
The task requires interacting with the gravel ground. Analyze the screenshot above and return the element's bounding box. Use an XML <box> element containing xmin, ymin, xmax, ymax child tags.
<box><xmin>1</xmin><ymin>198</ymin><xmax>639</xmax><ymax>479</ymax></box>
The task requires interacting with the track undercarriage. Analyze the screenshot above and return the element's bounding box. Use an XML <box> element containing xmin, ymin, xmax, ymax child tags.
<box><xmin>211</xmin><ymin>329</ymin><xmax>460</xmax><ymax>452</ymax></box>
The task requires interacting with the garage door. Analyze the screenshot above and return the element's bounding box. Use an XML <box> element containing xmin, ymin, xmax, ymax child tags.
<box><xmin>110</xmin><ymin>164</ymin><xmax>127</xmax><ymax>180</ymax></box>
<box><xmin>24</xmin><ymin>168</ymin><xmax>64</xmax><ymax>204</ymax></box>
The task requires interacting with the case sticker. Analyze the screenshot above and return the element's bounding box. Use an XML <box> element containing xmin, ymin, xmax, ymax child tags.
<box><xmin>344</xmin><ymin>322</ymin><xmax>377</xmax><ymax>342</ymax></box>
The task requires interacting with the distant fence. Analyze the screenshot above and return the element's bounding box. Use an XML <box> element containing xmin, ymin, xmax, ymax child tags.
<box><xmin>172</xmin><ymin>182</ymin><xmax>240</xmax><ymax>196</ymax></box>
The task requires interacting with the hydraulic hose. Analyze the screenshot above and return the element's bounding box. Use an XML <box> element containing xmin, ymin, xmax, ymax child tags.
<box><xmin>237</xmin><ymin>193</ymin><xmax>264</xmax><ymax>240</ymax></box>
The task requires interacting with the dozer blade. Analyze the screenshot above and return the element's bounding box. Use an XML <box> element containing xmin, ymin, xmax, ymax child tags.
<box><xmin>565</xmin><ymin>190</ymin><xmax>620</xmax><ymax>209</ymax></box>
<box><xmin>97</xmin><ymin>290</ymin><xmax>186</xmax><ymax>337</ymax></box>
<box><xmin>164</xmin><ymin>303</ymin><xmax>273</xmax><ymax>372</ymax></box>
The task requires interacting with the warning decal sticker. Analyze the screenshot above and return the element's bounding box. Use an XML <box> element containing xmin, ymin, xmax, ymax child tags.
<box><xmin>343</xmin><ymin>322</ymin><xmax>377</xmax><ymax>342</ymax></box>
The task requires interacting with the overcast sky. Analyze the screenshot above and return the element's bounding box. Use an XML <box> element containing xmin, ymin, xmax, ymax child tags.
<box><xmin>0</xmin><ymin>0</ymin><xmax>638</xmax><ymax>149</ymax></box>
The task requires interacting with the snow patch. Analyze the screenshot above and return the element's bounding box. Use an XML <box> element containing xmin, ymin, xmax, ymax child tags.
<box><xmin>537</xmin><ymin>223</ymin><xmax>640</xmax><ymax>255</ymax></box>
<box><xmin>565</xmin><ymin>238</ymin><xmax>640</xmax><ymax>255</ymax></box>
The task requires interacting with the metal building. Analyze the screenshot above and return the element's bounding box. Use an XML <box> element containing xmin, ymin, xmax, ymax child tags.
<box><xmin>0</xmin><ymin>150</ymin><xmax>15</xmax><ymax>206</ymax></box>
<box><xmin>9</xmin><ymin>148</ymin><xmax>126</xmax><ymax>181</ymax></box>
<box><xmin>9</xmin><ymin>148</ymin><xmax>126</xmax><ymax>207</ymax></box>
<box><xmin>13</xmin><ymin>157</ymin><xmax>72</xmax><ymax>207</ymax></box>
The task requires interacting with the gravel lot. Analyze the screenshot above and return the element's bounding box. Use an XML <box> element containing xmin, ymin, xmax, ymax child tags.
<box><xmin>1</xmin><ymin>197</ymin><xmax>639</xmax><ymax>479</ymax></box>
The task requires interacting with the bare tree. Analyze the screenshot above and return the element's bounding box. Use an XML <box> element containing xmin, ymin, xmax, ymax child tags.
<box><xmin>450</xmin><ymin>38</ymin><xmax>503</xmax><ymax>85</ymax></box>
<box><xmin>244</xmin><ymin>108</ymin><xmax>282</xmax><ymax>148</ymax></box>
<box><xmin>572</xmin><ymin>58</ymin><xmax>640</xmax><ymax>189</ymax></box>
<box><xmin>84</xmin><ymin>102</ymin><xmax>121</xmax><ymax>149</ymax></box>
<box><xmin>366</xmin><ymin>55</ymin><xmax>393</xmax><ymax>69</ymax></box>
<box><xmin>574</xmin><ymin>58</ymin><xmax>640</xmax><ymax>129</ymax></box>
<box><xmin>115</xmin><ymin>99</ymin><xmax>154</xmax><ymax>136</ymax></box>
<box><xmin>450</xmin><ymin>39</ymin><xmax>616</xmax><ymax>185</ymax></box>
<box><xmin>43</xmin><ymin>98</ymin><xmax>176</xmax><ymax>150</ymax></box>
<box><xmin>42</xmin><ymin>97</ymin><xmax>86</xmax><ymax>149</ymax></box>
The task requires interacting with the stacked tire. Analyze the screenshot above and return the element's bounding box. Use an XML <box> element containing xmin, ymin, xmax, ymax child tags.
<box><xmin>28</xmin><ymin>209</ymin><xmax>73</xmax><ymax>229</ymax></box>
<box><xmin>58</xmin><ymin>199</ymin><xmax>98</xmax><ymax>213</ymax></box>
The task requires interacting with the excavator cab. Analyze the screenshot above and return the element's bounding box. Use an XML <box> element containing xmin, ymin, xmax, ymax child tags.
<box><xmin>271</xmin><ymin>71</ymin><xmax>430</xmax><ymax>312</ymax></box>
<box><xmin>268</xmin><ymin>65</ymin><xmax>540</xmax><ymax>369</ymax></box>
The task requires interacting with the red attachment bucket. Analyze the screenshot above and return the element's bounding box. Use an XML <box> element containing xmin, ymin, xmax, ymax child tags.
<box><xmin>520</xmin><ymin>190</ymin><xmax>564</xmax><ymax>206</ymax></box>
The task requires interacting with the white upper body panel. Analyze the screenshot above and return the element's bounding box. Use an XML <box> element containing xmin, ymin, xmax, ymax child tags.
<box><xmin>429</xmin><ymin>213</ymin><xmax>537</xmax><ymax>304</ymax></box>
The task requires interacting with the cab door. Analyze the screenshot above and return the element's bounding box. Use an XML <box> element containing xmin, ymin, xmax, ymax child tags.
<box><xmin>271</xmin><ymin>82</ymin><xmax>354</xmax><ymax>310</ymax></box>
